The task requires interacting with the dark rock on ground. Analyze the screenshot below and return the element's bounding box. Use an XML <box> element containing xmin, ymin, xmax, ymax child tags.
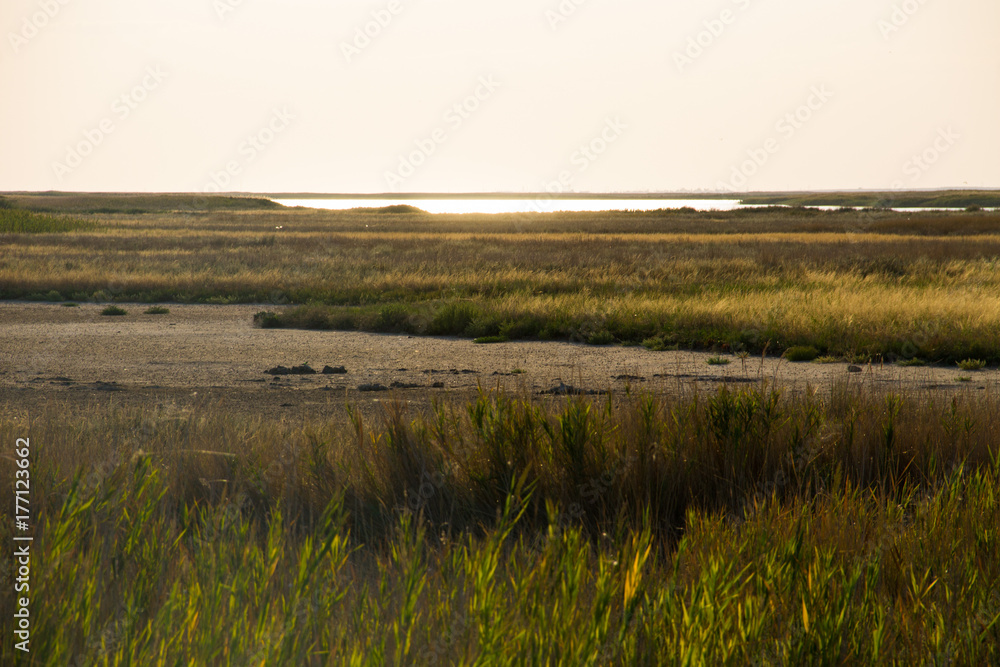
<box><xmin>390</xmin><ymin>381</ymin><xmax>424</xmax><ymax>389</ymax></box>
<box><xmin>94</xmin><ymin>381</ymin><xmax>124</xmax><ymax>392</ymax></box>
<box><xmin>266</xmin><ymin>364</ymin><xmax>317</xmax><ymax>375</ymax></box>
<box><xmin>540</xmin><ymin>382</ymin><xmax>605</xmax><ymax>396</ymax></box>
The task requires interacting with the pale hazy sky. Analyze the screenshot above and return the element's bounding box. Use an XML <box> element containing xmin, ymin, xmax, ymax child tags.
<box><xmin>1</xmin><ymin>0</ymin><xmax>997</xmax><ymax>193</ymax></box>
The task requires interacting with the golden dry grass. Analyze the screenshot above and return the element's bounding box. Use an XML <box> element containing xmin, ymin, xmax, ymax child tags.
<box><xmin>3</xmin><ymin>197</ymin><xmax>1000</xmax><ymax>361</ymax></box>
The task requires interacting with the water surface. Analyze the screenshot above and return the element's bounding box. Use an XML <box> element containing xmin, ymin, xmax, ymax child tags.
<box><xmin>272</xmin><ymin>198</ymin><xmax>744</xmax><ymax>214</ymax></box>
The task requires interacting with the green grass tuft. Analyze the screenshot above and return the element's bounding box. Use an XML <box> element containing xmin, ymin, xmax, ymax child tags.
<box><xmin>101</xmin><ymin>305</ymin><xmax>127</xmax><ymax>316</ymax></box>
<box><xmin>474</xmin><ymin>335</ymin><xmax>508</xmax><ymax>344</ymax></box>
<box><xmin>587</xmin><ymin>330</ymin><xmax>615</xmax><ymax>346</ymax></box>
<box><xmin>253</xmin><ymin>311</ymin><xmax>283</xmax><ymax>328</ymax></box>
<box><xmin>957</xmin><ymin>358</ymin><xmax>987</xmax><ymax>371</ymax></box>
<box><xmin>784</xmin><ymin>346</ymin><xmax>820</xmax><ymax>362</ymax></box>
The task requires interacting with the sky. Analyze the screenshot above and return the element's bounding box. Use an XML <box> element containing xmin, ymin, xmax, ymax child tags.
<box><xmin>1</xmin><ymin>0</ymin><xmax>997</xmax><ymax>194</ymax></box>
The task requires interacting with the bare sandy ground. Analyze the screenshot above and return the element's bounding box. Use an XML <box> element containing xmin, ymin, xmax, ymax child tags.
<box><xmin>1</xmin><ymin>303</ymin><xmax>996</xmax><ymax>416</ymax></box>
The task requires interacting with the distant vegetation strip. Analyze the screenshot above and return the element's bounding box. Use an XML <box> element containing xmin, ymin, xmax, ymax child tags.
<box><xmin>1</xmin><ymin>192</ymin><xmax>281</xmax><ymax>214</ymax></box>
<box><xmin>0</xmin><ymin>207</ymin><xmax>96</xmax><ymax>233</ymax></box>
<box><xmin>263</xmin><ymin>189</ymin><xmax>1000</xmax><ymax>207</ymax></box>
<box><xmin>740</xmin><ymin>190</ymin><xmax>1000</xmax><ymax>209</ymax></box>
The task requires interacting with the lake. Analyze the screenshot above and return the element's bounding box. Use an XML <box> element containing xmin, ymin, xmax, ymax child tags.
<box><xmin>270</xmin><ymin>198</ymin><xmax>991</xmax><ymax>215</ymax></box>
<box><xmin>271</xmin><ymin>198</ymin><xmax>745</xmax><ymax>214</ymax></box>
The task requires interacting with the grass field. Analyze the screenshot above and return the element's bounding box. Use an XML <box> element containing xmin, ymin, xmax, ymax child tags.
<box><xmin>4</xmin><ymin>193</ymin><xmax>1000</xmax><ymax>664</ymax></box>
<box><xmin>739</xmin><ymin>190</ymin><xmax>1000</xmax><ymax>209</ymax></box>
<box><xmin>1</xmin><ymin>383</ymin><xmax>998</xmax><ymax>664</ymax></box>
<box><xmin>3</xmin><ymin>194</ymin><xmax>1000</xmax><ymax>362</ymax></box>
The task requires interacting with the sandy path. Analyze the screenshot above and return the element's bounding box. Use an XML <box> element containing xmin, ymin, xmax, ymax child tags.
<box><xmin>1</xmin><ymin>303</ymin><xmax>996</xmax><ymax>410</ymax></box>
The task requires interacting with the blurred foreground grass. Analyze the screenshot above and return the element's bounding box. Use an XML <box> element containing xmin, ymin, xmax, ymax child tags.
<box><xmin>1</xmin><ymin>381</ymin><xmax>998</xmax><ymax>664</ymax></box>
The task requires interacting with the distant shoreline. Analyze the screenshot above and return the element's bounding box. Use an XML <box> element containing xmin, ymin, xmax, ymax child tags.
<box><xmin>4</xmin><ymin>189</ymin><xmax>1000</xmax><ymax>208</ymax></box>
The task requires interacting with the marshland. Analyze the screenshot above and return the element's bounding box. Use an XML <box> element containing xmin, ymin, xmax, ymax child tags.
<box><xmin>2</xmin><ymin>192</ymin><xmax>1000</xmax><ymax>664</ymax></box>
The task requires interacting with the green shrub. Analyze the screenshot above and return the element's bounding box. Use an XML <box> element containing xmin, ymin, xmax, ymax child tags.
<box><xmin>374</xmin><ymin>304</ymin><xmax>415</xmax><ymax>334</ymax></box>
<box><xmin>587</xmin><ymin>330</ymin><xmax>615</xmax><ymax>346</ymax></box>
<box><xmin>897</xmin><ymin>358</ymin><xmax>927</xmax><ymax>367</ymax></box>
<box><xmin>144</xmin><ymin>306</ymin><xmax>171</xmax><ymax>315</ymax></box>
<box><xmin>957</xmin><ymin>358</ymin><xmax>987</xmax><ymax>371</ymax></box>
<box><xmin>101</xmin><ymin>305</ymin><xmax>127</xmax><ymax>317</ymax></box>
<box><xmin>466</xmin><ymin>314</ymin><xmax>503</xmax><ymax>339</ymax></box>
<box><xmin>428</xmin><ymin>302</ymin><xmax>480</xmax><ymax>336</ymax></box>
<box><xmin>474</xmin><ymin>335</ymin><xmax>508</xmax><ymax>344</ymax></box>
<box><xmin>706</xmin><ymin>356</ymin><xmax>731</xmax><ymax>366</ymax></box>
<box><xmin>784</xmin><ymin>346</ymin><xmax>820</xmax><ymax>362</ymax></box>
<box><xmin>296</xmin><ymin>306</ymin><xmax>338</xmax><ymax>330</ymax></box>
<box><xmin>500</xmin><ymin>316</ymin><xmax>543</xmax><ymax>340</ymax></box>
<box><xmin>253</xmin><ymin>311</ymin><xmax>282</xmax><ymax>328</ymax></box>
<box><xmin>642</xmin><ymin>336</ymin><xmax>667</xmax><ymax>351</ymax></box>
<box><xmin>328</xmin><ymin>313</ymin><xmax>357</xmax><ymax>330</ymax></box>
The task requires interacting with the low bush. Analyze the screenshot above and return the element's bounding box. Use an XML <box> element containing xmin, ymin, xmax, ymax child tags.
<box><xmin>587</xmin><ymin>330</ymin><xmax>616</xmax><ymax>346</ymax></box>
<box><xmin>428</xmin><ymin>301</ymin><xmax>480</xmax><ymax>336</ymax></box>
<box><xmin>784</xmin><ymin>346</ymin><xmax>820</xmax><ymax>362</ymax></box>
